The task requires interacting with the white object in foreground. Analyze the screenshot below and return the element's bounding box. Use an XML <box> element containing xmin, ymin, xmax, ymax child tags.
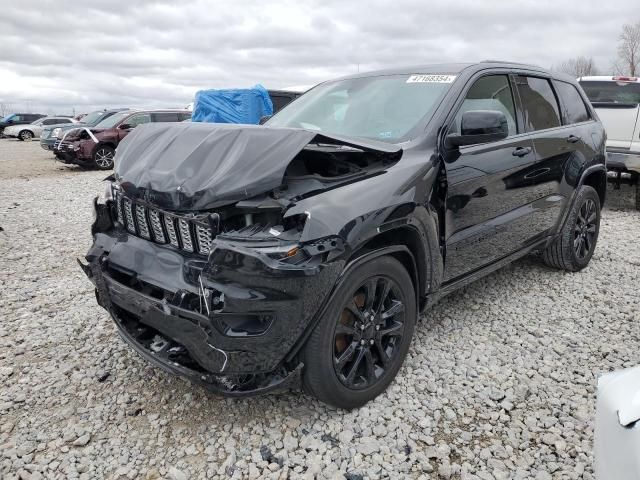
<box><xmin>595</xmin><ymin>366</ymin><xmax>640</xmax><ymax>479</ymax></box>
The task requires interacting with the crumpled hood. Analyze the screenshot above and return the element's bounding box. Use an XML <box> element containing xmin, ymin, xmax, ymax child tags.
<box><xmin>114</xmin><ymin>122</ymin><xmax>401</xmax><ymax>211</ymax></box>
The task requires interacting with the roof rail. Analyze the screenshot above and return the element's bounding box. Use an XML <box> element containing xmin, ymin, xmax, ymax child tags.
<box><xmin>480</xmin><ymin>60</ymin><xmax>535</xmax><ymax>66</ymax></box>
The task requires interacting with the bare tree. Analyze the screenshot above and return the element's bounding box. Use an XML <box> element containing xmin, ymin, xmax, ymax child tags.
<box><xmin>554</xmin><ymin>56</ymin><xmax>599</xmax><ymax>77</ymax></box>
<box><xmin>617</xmin><ymin>21</ymin><xmax>640</xmax><ymax>76</ymax></box>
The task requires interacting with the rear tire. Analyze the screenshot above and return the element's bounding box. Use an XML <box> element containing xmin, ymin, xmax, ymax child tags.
<box><xmin>93</xmin><ymin>145</ymin><xmax>115</xmax><ymax>170</ymax></box>
<box><xmin>302</xmin><ymin>256</ymin><xmax>416</xmax><ymax>409</ymax></box>
<box><xmin>19</xmin><ymin>130</ymin><xmax>33</xmax><ymax>141</ymax></box>
<box><xmin>543</xmin><ymin>185</ymin><xmax>600</xmax><ymax>271</ymax></box>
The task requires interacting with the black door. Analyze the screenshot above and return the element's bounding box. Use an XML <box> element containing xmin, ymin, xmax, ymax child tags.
<box><xmin>442</xmin><ymin>74</ymin><xmax>553</xmax><ymax>282</ymax></box>
<box><xmin>550</xmin><ymin>79</ymin><xmax>600</xmax><ymax>198</ymax></box>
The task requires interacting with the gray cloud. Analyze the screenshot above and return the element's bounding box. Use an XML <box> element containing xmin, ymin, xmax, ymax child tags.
<box><xmin>0</xmin><ymin>0</ymin><xmax>637</xmax><ymax>115</ymax></box>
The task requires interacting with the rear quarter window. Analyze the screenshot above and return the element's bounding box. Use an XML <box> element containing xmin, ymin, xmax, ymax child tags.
<box><xmin>553</xmin><ymin>81</ymin><xmax>591</xmax><ymax>124</ymax></box>
<box><xmin>152</xmin><ymin>112</ymin><xmax>180</xmax><ymax>122</ymax></box>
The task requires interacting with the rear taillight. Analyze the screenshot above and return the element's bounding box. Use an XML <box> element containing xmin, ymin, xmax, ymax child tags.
<box><xmin>612</xmin><ymin>76</ymin><xmax>638</xmax><ymax>82</ymax></box>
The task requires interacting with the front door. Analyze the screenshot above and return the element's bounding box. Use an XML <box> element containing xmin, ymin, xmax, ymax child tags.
<box><xmin>442</xmin><ymin>74</ymin><xmax>551</xmax><ymax>282</ymax></box>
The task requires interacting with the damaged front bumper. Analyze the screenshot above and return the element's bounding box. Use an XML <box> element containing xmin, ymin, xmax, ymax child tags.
<box><xmin>81</xmin><ymin>219</ymin><xmax>343</xmax><ymax>396</ymax></box>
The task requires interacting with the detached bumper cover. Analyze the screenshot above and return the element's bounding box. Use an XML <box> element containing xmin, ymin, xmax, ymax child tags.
<box><xmin>81</xmin><ymin>228</ymin><xmax>343</xmax><ymax>396</ymax></box>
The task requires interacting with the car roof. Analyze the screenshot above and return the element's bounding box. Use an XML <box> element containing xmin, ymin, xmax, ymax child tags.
<box><xmin>326</xmin><ymin>61</ymin><xmax>565</xmax><ymax>82</ymax></box>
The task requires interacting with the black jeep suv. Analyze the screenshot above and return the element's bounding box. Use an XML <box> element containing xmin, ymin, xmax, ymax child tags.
<box><xmin>82</xmin><ymin>62</ymin><xmax>606</xmax><ymax>408</ymax></box>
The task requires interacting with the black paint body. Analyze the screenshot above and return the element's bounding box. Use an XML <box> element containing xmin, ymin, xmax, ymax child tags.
<box><xmin>82</xmin><ymin>62</ymin><xmax>606</xmax><ymax>395</ymax></box>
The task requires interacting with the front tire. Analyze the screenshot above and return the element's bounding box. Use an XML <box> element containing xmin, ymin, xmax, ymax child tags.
<box><xmin>543</xmin><ymin>185</ymin><xmax>601</xmax><ymax>271</ymax></box>
<box><xmin>302</xmin><ymin>256</ymin><xmax>416</xmax><ymax>409</ymax></box>
<box><xmin>19</xmin><ymin>130</ymin><xmax>33</xmax><ymax>141</ymax></box>
<box><xmin>93</xmin><ymin>145</ymin><xmax>115</xmax><ymax>170</ymax></box>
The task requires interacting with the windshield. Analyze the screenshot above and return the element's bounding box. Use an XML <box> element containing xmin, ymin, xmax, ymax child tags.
<box><xmin>266</xmin><ymin>74</ymin><xmax>455</xmax><ymax>142</ymax></box>
<box><xmin>95</xmin><ymin>111</ymin><xmax>130</xmax><ymax>128</ymax></box>
<box><xmin>1</xmin><ymin>114</ymin><xmax>15</xmax><ymax>122</ymax></box>
<box><xmin>579</xmin><ymin>81</ymin><xmax>640</xmax><ymax>105</ymax></box>
<box><xmin>31</xmin><ymin>118</ymin><xmax>44</xmax><ymax>125</ymax></box>
<box><xmin>82</xmin><ymin>111</ymin><xmax>109</xmax><ymax>126</ymax></box>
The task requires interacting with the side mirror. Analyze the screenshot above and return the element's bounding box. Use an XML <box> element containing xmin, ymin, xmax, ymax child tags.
<box><xmin>119</xmin><ymin>123</ymin><xmax>133</xmax><ymax>130</ymax></box>
<box><xmin>259</xmin><ymin>115</ymin><xmax>272</xmax><ymax>125</ymax></box>
<box><xmin>447</xmin><ymin>110</ymin><xmax>509</xmax><ymax>147</ymax></box>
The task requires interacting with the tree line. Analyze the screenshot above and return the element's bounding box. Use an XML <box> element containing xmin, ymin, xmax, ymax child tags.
<box><xmin>554</xmin><ymin>20</ymin><xmax>640</xmax><ymax>77</ymax></box>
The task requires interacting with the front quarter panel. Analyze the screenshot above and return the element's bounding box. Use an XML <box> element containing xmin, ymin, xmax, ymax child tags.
<box><xmin>285</xmin><ymin>149</ymin><xmax>442</xmax><ymax>294</ymax></box>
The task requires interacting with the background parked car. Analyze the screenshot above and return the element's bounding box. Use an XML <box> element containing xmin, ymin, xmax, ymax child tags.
<box><xmin>268</xmin><ymin>88</ymin><xmax>306</xmax><ymax>113</ymax></box>
<box><xmin>3</xmin><ymin>116</ymin><xmax>76</xmax><ymax>141</ymax></box>
<box><xmin>40</xmin><ymin>109</ymin><xmax>126</xmax><ymax>153</ymax></box>
<box><xmin>55</xmin><ymin>109</ymin><xmax>191</xmax><ymax>169</ymax></box>
<box><xmin>578</xmin><ymin>75</ymin><xmax>640</xmax><ymax>209</ymax></box>
<box><xmin>0</xmin><ymin>113</ymin><xmax>45</xmax><ymax>136</ymax></box>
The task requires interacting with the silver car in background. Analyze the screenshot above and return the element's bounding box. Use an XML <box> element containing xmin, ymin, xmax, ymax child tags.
<box><xmin>3</xmin><ymin>116</ymin><xmax>77</xmax><ymax>141</ymax></box>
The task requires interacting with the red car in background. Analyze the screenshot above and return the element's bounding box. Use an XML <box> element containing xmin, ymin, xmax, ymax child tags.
<box><xmin>55</xmin><ymin>109</ymin><xmax>191</xmax><ymax>169</ymax></box>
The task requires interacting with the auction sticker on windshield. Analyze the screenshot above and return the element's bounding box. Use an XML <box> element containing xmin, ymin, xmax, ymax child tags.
<box><xmin>406</xmin><ymin>74</ymin><xmax>456</xmax><ymax>83</ymax></box>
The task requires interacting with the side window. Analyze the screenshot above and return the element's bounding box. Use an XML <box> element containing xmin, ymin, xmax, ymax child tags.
<box><xmin>179</xmin><ymin>112</ymin><xmax>192</xmax><ymax>121</ymax></box>
<box><xmin>58</xmin><ymin>119</ymin><xmax>71</xmax><ymax>124</ymax></box>
<box><xmin>553</xmin><ymin>81</ymin><xmax>590</xmax><ymax>124</ymax></box>
<box><xmin>453</xmin><ymin>75</ymin><xmax>517</xmax><ymax>136</ymax></box>
<box><xmin>125</xmin><ymin>113</ymin><xmax>151</xmax><ymax>127</ymax></box>
<box><xmin>43</xmin><ymin>119</ymin><xmax>58</xmax><ymax>125</ymax></box>
<box><xmin>152</xmin><ymin>112</ymin><xmax>180</xmax><ymax>122</ymax></box>
<box><xmin>515</xmin><ymin>76</ymin><xmax>561</xmax><ymax>131</ymax></box>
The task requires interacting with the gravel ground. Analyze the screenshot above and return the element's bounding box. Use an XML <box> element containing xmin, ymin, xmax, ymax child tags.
<box><xmin>1</xmin><ymin>139</ymin><xmax>639</xmax><ymax>480</ymax></box>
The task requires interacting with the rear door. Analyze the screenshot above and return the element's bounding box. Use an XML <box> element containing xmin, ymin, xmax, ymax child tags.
<box><xmin>511</xmin><ymin>75</ymin><xmax>571</xmax><ymax>232</ymax></box>
<box><xmin>552</xmin><ymin>80</ymin><xmax>599</xmax><ymax>183</ymax></box>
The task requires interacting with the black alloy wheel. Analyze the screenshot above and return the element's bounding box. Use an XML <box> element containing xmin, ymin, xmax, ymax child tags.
<box><xmin>543</xmin><ymin>185</ymin><xmax>600</xmax><ymax>271</ymax></box>
<box><xmin>302</xmin><ymin>255</ymin><xmax>416</xmax><ymax>409</ymax></box>
<box><xmin>573</xmin><ymin>198</ymin><xmax>597</xmax><ymax>260</ymax></box>
<box><xmin>333</xmin><ymin>276</ymin><xmax>406</xmax><ymax>390</ymax></box>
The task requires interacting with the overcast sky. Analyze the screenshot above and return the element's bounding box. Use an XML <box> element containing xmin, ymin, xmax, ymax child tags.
<box><xmin>0</xmin><ymin>0</ymin><xmax>638</xmax><ymax>115</ymax></box>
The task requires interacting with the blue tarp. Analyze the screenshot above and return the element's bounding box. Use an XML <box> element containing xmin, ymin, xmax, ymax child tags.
<box><xmin>191</xmin><ymin>85</ymin><xmax>273</xmax><ymax>124</ymax></box>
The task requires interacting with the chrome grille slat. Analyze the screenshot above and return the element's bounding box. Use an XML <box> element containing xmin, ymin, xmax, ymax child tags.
<box><xmin>135</xmin><ymin>205</ymin><xmax>150</xmax><ymax>239</ymax></box>
<box><xmin>196</xmin><ymin>224</ymin><xmax>213</xmax><ymax>255</ymax></box>
<box><xmin>178</xmin><ymin>219</ymin><xmax>194</xmax><ymax>252</ymax></box>
<box><xmin>116</xmin><ymin>194</ymin><xmax>124</xmax><ymax>224</ymax></box>
<box><xmin>122</xmin><ymin>198</ymin><xmax>136</xmax><ymax>234</ymax></box>
<box><xmin>164</xmin><ymin>215</ymin><xmax>180</xmax><ymax>248</ymax></box>
<box><xmin>115</xmin><ymin>193</ymin><xmax>206</xmax><ymax>255</ymax></box>
<box><xmin>148</xmin><ymin>210</ymin><xmax>166</xmax><ymax>243</ymax></box>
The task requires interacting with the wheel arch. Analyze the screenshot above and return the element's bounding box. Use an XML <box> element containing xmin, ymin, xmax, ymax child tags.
<box><xmin>556</xmin><ymin>164</ymin><xmax>607</xmax><ymax>234</ymax></box>
<box><xmin>93</xmin><ymin>141</ymin><xmax>117</xmax><ymax>153</ymax></box>
<box><xmin>582</xmin><ymin>167</ymin><xmax>607</xmax><ymax>206</ymax></box>
<box><xmin>284</xmin><ymin>243</ymin><xmax>420</xmax><ymax>365</ymax></box>
<box><xmin>348</xmin><ymin>227</ymin><xmax>425</xmax><ymax>304</ymax></box>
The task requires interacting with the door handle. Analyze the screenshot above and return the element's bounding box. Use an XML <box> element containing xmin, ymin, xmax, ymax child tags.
<box><xmin>566</xmin><ymin>135</ymin><xmax>580</xmax><ymax>143</ymax></box>
<box><xmin>512</xmin><ymin>146</ymin><xmax>532</xmax><ymax>157</ymax></box>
